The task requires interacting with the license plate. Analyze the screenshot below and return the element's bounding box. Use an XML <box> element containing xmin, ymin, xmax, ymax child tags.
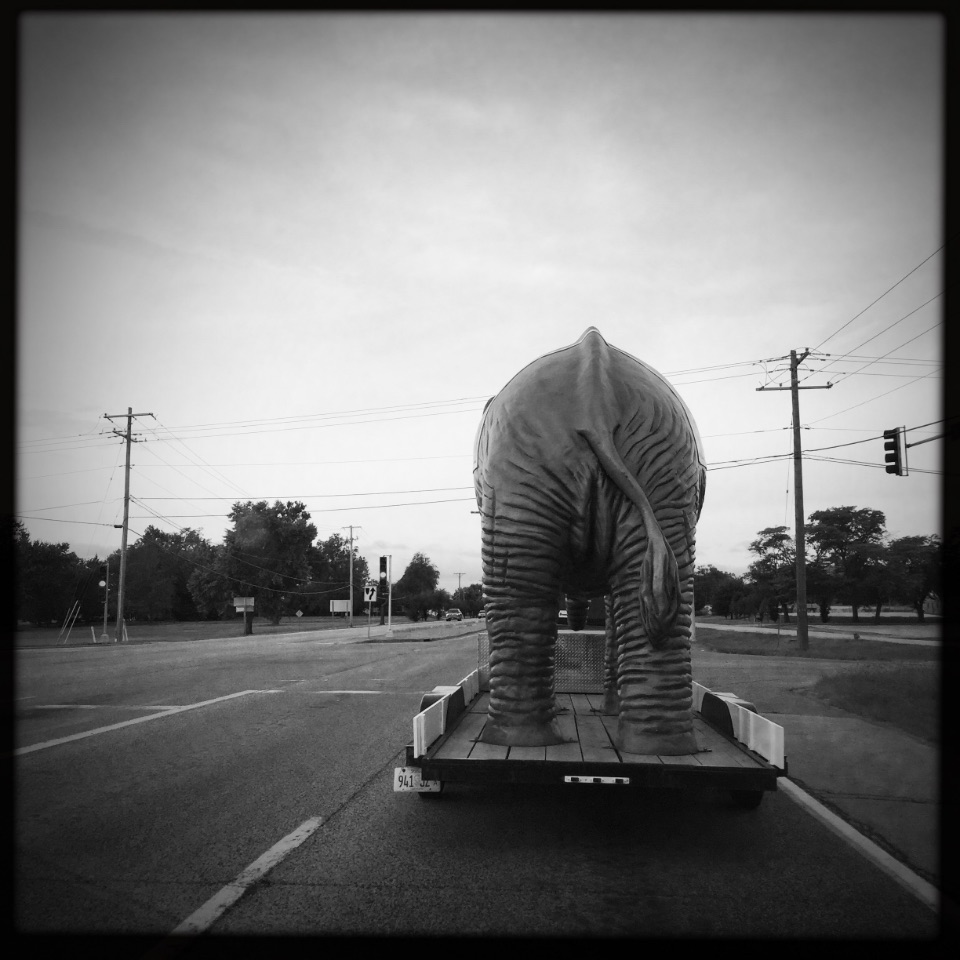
<box><xmin>394</xmin><ymin>766</ymin><xmax>442</xmax><ymax>792</ymax></box>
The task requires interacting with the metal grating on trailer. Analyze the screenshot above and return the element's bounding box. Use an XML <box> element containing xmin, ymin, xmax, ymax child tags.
<box><xmin>478</xmin><ymin>630</ymin><xmax>606</xmax><ymax>695</ymax></box>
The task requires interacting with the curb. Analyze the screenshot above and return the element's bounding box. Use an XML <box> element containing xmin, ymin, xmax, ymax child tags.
<box><xmin>778</xmin><ymin>777</ymin><xmax>939</xmax><ymax>913</ymax></box>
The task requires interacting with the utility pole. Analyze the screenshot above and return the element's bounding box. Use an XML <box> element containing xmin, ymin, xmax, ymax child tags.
<box><xmin>757</xmin><ymin>351</ymin><xmax>831</xmax><ymax>650</ymax></box>
<box><xmin>454</xmin><ymin>572</ymin><xmax>464</xmax><ymax>602</ymax></box>
<box><xmin>104</xmin><ymin>408</ymin><xmax>153</xmax><ymax>643</ymax></box>
<box><xmin>342</xmin><ymin>525</ymin><xmax>361</xmax><ymax>627</ymax></box>
<box><xmin>100</xmin><ymin>562</ymin><xmax>109</xmax><ymax>642</ymax></box>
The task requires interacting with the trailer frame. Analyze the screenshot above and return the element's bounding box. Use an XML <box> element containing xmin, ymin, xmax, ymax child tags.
<box><xmin>395</xmin><ymin>632</ymin><xmax>787</xmax><ymax>807</ymax></box>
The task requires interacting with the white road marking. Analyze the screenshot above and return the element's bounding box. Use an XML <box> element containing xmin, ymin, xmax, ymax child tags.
<box><xmin>779</xmin><ymin>777</ymin><xmax>938</xmax><ymax>912</ymax></box>
<box><xmin>15</xmin><ymin>690</ymin><xmax>279</xmax><ymax>756</ymax></box>
<box><xmin>162</xmin><ymin>816</ymin><xmax>324</xmax><ymax>939</ymax></box>
<box><xmin>35</xmin><ymin>704</ymin><xmax>180</xmax><ymax>711</ymax></box>
<box><xmin>309</xmin><ymin>690</ymin><xmax>382</xmax><ymax>695</ymax></box>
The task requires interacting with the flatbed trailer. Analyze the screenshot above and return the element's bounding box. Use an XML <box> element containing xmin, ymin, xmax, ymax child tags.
<box><xmin>395</xmin><ymin>631</ymin><xmax>786</xmax><ymax>807</ymax></box>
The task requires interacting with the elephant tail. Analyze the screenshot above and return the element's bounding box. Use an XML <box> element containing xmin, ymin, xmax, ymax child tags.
<box><xmin>576</xmin><ymin>428</ymin><xmax>680</xmax><ymax>646</ymax></box>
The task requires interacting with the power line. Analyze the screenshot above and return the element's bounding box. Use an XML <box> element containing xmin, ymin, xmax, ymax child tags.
<box><xmin>159</xmin><ymin>396</ymin><xmax>492</xmax><ymax>433</ymax></box>
<box><xmin>135</xmin><ymin>486</ymin><xmax>475</xmax><ymax>501</ymax></box>
<box><xmin>810</xmin><ymin>303</ymin><xmax>944</xmax><ymax>385</ymax></box>
<box><xmin>144</xmin><ymin>415</ymin><xmax>254</xmax><ymax>500</ymax></box>
<box><xmin>812</xmin><ymin>240</ymin><xmax>949</xmax><ymax>352</ymax></box>
<box><xmin>808</xmin><ymin>365</ymin><xmax>940</xmax><ymax>426</ymax></box>
<box><xmin>130</xmin><ymin>496</ymin><xmax>478</xmax><ymax>518</ymax></box>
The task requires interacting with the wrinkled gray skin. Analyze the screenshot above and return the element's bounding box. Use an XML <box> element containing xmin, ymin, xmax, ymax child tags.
<box><xmin>473</xmin><ymin>327</ymin><xmax>706</xmax><ymax>755</ymax></box>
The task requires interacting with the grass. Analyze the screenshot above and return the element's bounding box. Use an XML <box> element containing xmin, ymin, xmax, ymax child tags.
<box><xmin>777</xmin><ymin>614</ymin><xmax>937</xmax><ymax>627</ymax></box>
<box><xmin>696</xmin><ymin>625</ymin><xmax>941</xmax><ymax>744</ymax></box>
<box><xmin>694</xmin><ymin>627</ymin><xmax>939</xmax><ymax>661</ymax></box>
<box><xmin>12</xmin><ymin>615</ymin><xmax>423</xmax><ymax>647</ymax></box>
<box><xmin>809</xmin><ymin>665</ymin><xmax>940</xmax><ymax>744</ymax></box>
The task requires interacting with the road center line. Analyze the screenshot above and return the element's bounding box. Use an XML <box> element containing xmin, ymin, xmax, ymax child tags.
<box><xmin>15</xmin><ymin>690</ymin><xmax>278</xmax><ymax>756</ymax></box>
<box><xmin>152</xmin><ymin>816</ymin><xmax>325</xmax><ymax>946</ymax></box>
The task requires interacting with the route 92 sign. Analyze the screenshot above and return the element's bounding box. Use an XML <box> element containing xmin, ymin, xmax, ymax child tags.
<box><xmin>363</xmin><ymin>584</ymin><xmax>377</xmax><ymax>603</ymax></box>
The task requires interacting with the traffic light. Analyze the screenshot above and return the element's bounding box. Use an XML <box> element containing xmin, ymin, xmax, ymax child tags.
<box><xmin>883</xmin><ymin>428</ymin><xmax>905</xmax><ymax>476</ymax></box>
<box><xmin>379</xmin><ymin>556</ymin><xmax>388</xmax><ymax>583</ymax></box>
<box><xmin>98</xmin><ymin>563</ymin><xmax>109</xmax><ymax>598</ymax></box>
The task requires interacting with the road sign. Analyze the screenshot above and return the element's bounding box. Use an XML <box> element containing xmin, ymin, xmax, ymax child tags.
<box><xmin>363</xmin><ymin>584</ymin><xmax>377</xmax><ymax>603</ymax></box>
<box><xmin>296</xmin><ymin>610</ymin><xmax>303</xmax><ymax>618</ymax></box>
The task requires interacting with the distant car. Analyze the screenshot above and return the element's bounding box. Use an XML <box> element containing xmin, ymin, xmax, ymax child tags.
<box><xmin>445</xmin><ymin>608</ymin><xmax>463</xmax><ymax>621</ymax></box>
<box><xmin>477</xmin><ymin>610</ymin><xmax>486</xmax><ymax>619</ymax></box>
<box><xmin>558</xmin><ymin>609</ymin><xmax>568</xmax><ymax>623</ymax></box>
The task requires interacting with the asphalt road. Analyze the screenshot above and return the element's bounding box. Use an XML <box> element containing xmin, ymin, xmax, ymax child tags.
<box><xmin>14</xmin><ymin>624</ymin><xmax>938</xmax><ymax>944</ymax></box>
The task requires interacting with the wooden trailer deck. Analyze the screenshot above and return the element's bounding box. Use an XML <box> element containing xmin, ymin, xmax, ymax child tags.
<box><xmin>428</xmin><ymin>691</ymin><xmax>766</xmax><ymax>770</ymax></box>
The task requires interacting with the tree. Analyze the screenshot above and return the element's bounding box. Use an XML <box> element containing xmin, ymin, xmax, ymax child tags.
<box><xmin>806</xmin><ymin>559</ymin><xmax>841</xmax><ymax>623</ymax></box>
<box><xmin>887</xmin><ymin>535</ymin><xmax>940</xmax><ymax>621</ymax></box>
<box><xmin>395</xmin><ymin>553</ymin><xmax>440</xmax><ymax>621</ymax></box>
<box><xmin>186</xmin><ymin>544</ymin><xmax>234</xmax><ymax>620</ymax></box>
<box><xmin>746</xmin><ymin>526</ymin><xmax>796</xmax><ymax>623</ymax></box>
<box><xmin>806</xmin><ymin>507</ymin><xmax>886</xmax><ymax>623</ymax></box>
<box><xmin>712</xmin><ymin>576</ymin><xmax>747</xmax><ymax>619</ymax></box>
<box><xmin>459</xmin><ymin>582</ymin><xmax>484</xmax><ymax>617</ymax></box>
<box><xmin>221</xmin><ymin>501</ymin><xmax>317</xmax><ymax>625</ymax></box>
<box><xmin>858</xmin><ymin>542</ymin><xmax>896</xmax><ymax>620</ymax></box>
<box><xmin>300</xmin><ymin>534</ymin><xmax>368</xmax><ymax>616</ymax></box>
<box><xmin>123</xmin><ymin>526</ymin><xmax>216</xmax><ymax>621</ymax></box>
<box><xmin>693</xmin><ymin>565</ymin><xmax>743</xmax><ymax>615</ymax></box>
<box><xmin>14</xmin><ymin>521</ymin><xmax>88</xmax><ymax>626</ymax></box>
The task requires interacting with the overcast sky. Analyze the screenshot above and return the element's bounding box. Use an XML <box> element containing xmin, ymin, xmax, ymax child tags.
<box><xmin>17</xmin><ymin>12</ymin><xmax>945</xmax><ymax>597</ymax></box>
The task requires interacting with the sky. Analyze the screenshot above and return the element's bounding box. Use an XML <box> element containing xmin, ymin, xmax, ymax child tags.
<box><xmin>16</xmin><ymin>12</ymin><xmax>946</xmax><ymax>599</ymax></box>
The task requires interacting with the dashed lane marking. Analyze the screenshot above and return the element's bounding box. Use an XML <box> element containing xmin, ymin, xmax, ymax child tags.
<box><xmin>15</xmin><ymin>690</ymin><xmax>281</xmax><ymax>756</ymax></box>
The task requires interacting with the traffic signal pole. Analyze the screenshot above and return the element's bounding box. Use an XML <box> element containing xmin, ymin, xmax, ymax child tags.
<box><xmin>757</xmin><ymin>351</ymin><xmax>832</xmax><ymax>650</ymax></box>
<box><xmin>387</xmin><ymin>555</ymin><xmax>393</xmax><ymax>637</ymax></box>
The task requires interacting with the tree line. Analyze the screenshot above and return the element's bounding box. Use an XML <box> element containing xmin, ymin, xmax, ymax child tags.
<box><xmin>14</xmin><ymin>502</ymin><xmax>938</xmax><ymax>629</ymax></box>
<box><xmin>693</xmin><ymin>505</ymin><xmax>940</xmax><ymax>623</ymax></box>
<box><xmin>13</xmin><ymin>502</ymin><xmax>483</xmax><ymax>628</ymax></box>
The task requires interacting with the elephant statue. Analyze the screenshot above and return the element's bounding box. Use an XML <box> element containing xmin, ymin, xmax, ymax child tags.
<box><xmin>473</xmin><ymin>327</ymin><xmax>707</xmax><ymax>756</ymax></box>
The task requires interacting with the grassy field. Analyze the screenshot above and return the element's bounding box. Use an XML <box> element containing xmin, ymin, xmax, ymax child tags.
<box><xmin>694</xmin><ymin>627</ymin><xmax>939</xmax><ymax>661</ymax></box>
<box><xmin>12</xmin><ymin>615</ymin><xmax>422</xmax><ymax>647</ymax></box>
<box><xmin>696</xmin><ymin>626</ymin><xmax>940</xmax><ymax>744</ymax></box>
<box><xmin>809</xmin><ymin>664</ymin><xmax>939</xmax><ymax>744</ymax></box>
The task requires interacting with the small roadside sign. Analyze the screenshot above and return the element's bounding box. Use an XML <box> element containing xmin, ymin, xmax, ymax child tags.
<box><xmin>363</xmin><ymin>584</ymin><xmax>377</xmax><ymax>603</ymax></box>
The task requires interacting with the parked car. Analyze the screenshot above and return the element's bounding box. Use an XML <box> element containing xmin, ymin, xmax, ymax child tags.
<box><xmin>445</xmin><ymin>608</ymin><xmax>463</xmax><ymax>621</ymax></box>
<box><xmin>477</xmin><ymin>610</ymin><xmax>486</xmax><ymax>619</ymax></box>
<box><xmin>558</xmin><ymin>609</ymin><xmax>568</xmax><ymax>623</ymax></box>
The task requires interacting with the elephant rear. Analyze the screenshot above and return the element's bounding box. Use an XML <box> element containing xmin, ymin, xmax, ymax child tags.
<box><xmin>474</xmin><ymin>328</ymin><xmax>706</xmax><ymax>753</ymax></box>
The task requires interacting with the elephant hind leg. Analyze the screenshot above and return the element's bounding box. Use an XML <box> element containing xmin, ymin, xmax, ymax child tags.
<box><xmin>601</xmin><ymin>594</ymin><xmax>619</xmax><ymax>716</ymax></box>
<box><xmin>611</xmin><ymin>573</ymin><xmax>698</xmax><ymax>756</ymax></box>
<box><xmin>481</xmin><ymin>599</ymin><xmax>565</xmax><ymax>745</ymax></box>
